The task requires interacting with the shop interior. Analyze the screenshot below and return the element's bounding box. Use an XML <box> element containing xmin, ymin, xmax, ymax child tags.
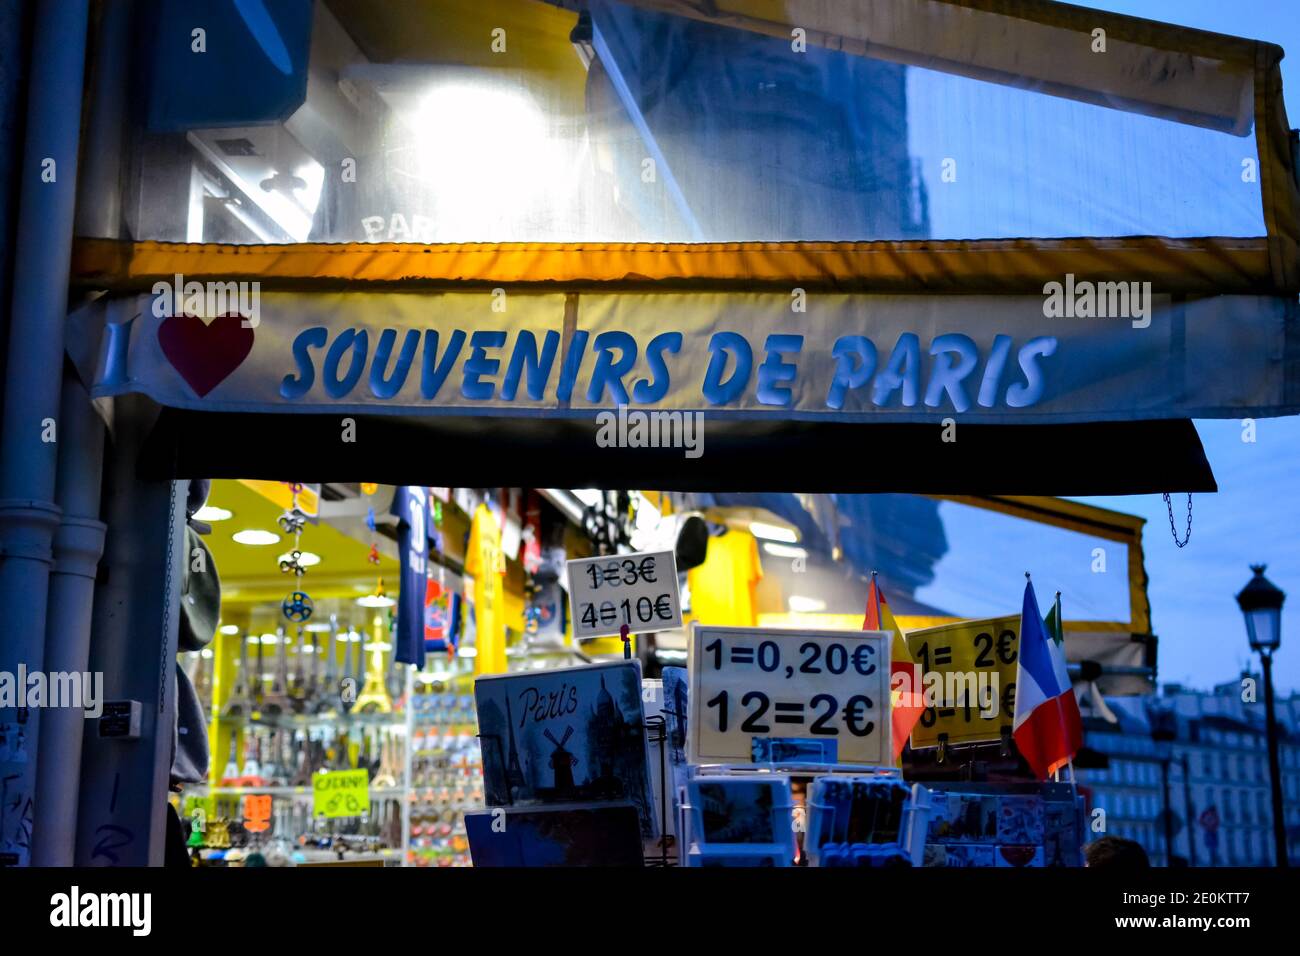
<box><xmin>175</xmin><ymin>481</ymin><xmax>1150</xmax><ymax>866</ymax></box>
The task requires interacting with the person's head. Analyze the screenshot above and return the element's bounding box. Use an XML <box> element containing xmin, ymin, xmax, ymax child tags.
<box><xmin>1084</xmin><ymin>836</ymin><xmax>1150</xmax><ymax>870</ymax></box>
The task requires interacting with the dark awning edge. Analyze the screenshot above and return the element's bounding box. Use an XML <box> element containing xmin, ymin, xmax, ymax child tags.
<box><xmin>138</xmin><ymin>412</ymin><xmax>1216</xmax><ymax>495</ymax></box>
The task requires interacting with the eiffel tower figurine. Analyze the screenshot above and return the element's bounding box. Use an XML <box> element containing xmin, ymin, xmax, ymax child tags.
<box><xmin>504</xmin><ymin>695</ymin><xmax>526</xmax><ymax>798</ymax></box>
<box><xmin>262</xmin><ymin>628</ymin><xmax>293</xmax><ymax>716</ymax></box>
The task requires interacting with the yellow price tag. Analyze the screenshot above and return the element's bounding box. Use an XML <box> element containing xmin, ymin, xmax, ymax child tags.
<box><xmin>905</xmin><ymin>615</ymin><xmax>1020</xmax><ymax>748</ymax></box>
<box><xmin>312</xmin><ymin>769</ymin><xmax>370</xmax><ymax>819</ymax></box>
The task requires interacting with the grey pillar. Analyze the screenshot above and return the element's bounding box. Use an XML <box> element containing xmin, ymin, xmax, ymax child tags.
<box><xmin>31</xmin><ymin>374</ymin><xmax>106</xmax><ymax>865</ymax></box>
<box><xmin>74</xmin><ymin>397</ymin><xmax>183</xmax><ymax>867</ymax></box>
<box><xmin>0</xmin><ymin>0</ymin><xmax>89</xmax><ymax>867</ymax></box>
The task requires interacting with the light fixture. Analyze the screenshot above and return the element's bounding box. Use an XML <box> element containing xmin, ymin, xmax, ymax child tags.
<box><xmin>305</xmin><ymin>621</ymin><xmax>332</xmax><ymax>633</ymax></box>
<box><xmin>763</xmin><ymin>542</ymin><xmax>808</xmax><ymax>560</ymax></box>
<box><xmin>259</xmin><ymin>633</ymin><xmax>279</xmax><ymax>644</ymax></box>
<box><xmin>1235</xmin><ymin>564</ymin><xmax>1290</xmax><ymax>868</ymax></box>
<box><xmin>750</xmin><ymin>521</ymin><xmax>798</xmax><ymax>544</ymax></box>
<box><xmin>457</xmin><ymin>646</ymin><xmax>478</xmax><ymax>658</ymax></box>
<box><xmin>277</xmin><ymin>550</ymin><xmax>321</xmax><ymax>568</ymax></box>
<box><xmin>194</xmin><ymin>505</ymin><xmax>233</xmax><ymax>522</ymax></box>
<box><xmin>788</xmin><ymin>595</ymin><xmax>827</xmax><ymax>613</ymax></box>
<box><xmin>219</xmin><ymin>624</ymin><xmax>240</xmax><ymax>635</ymax></box>
<box><xmin>357</xmin><ymin>578</ymin><xmax>395</xmax><ymax>608</ymax></box>
<box><xmin>571</xmin><ymin>489</ymin><xmax>604</xmax><ymax>509</ymax></box>
<box><xmin>233</xmin><ymin>529</ymin><xmax>280</xmax><ymax>546</ymax></box>
<box><xmin>1237</xmin><ymin>564</ymin><xmax>1285</xmax><ymax>653</ymax></box>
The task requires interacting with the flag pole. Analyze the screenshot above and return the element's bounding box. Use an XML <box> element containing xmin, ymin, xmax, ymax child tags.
<box><xmin>1055</xmin><ymin>589</ymin><xmax>1080</xmax><ymax>788</ymax></box>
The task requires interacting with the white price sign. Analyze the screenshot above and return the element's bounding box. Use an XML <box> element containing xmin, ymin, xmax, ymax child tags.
<box><xmin>688</xmin><ymin>625</ymin><xmax>892</xmax><ymax>767</ymax></box>
<box><xmin>567</xmin><ymin>550</ymin><xmax>682</xmax><ymax>639</ymax></box>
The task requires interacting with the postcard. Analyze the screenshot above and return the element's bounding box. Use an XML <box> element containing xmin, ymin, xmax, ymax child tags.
<box><xmin>475</xmin><ymin>661</ymin><xmax>658</xmax><ymax>837</ymax></box>
<box><xmin>465</xmin><ymin>805</ymin><xmax>644</xmax><ymax>867</ymax></box>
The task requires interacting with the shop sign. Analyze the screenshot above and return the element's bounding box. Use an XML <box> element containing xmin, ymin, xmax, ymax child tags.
<box><xmin>312</xmin><ymin>768</ymin><xmax>370</xmax><ymax>818</ymax></box>
<box><xmin>566</xmin><ymin>549</ymin><xmax>682</xmax><ymax>639</ymax></box>
<box><xmin>71</xmin><ymin>291</ymin><xmax>1296</xmax><ymax>424</ymax></box>
<box><xmin>688</xmin><ymin>625</ymin><xmax>892</xmax><ymax>766</ymax></box>
<box><xmin>905</xmin><ymin>614</ymin><xmax>1019</xmax><ymax>748</ymax></box>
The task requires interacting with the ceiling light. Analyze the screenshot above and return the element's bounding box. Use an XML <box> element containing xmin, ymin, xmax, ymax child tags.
<box><xmin>194</xmin><ymin>505</ymin><xmax>233</xmax><ymax>521</ymax></box>
<box><xmin>763</xmin><ymin>543</ymin><xmax>808</xmax><ymax>559</ymax></box>
<box><xmin>788</xmin><ymin>595</ymin><xmax>827</xmax><ymax>612</ymax></box>
<box><xmin>571</xmin><ymin>489</ymin><xmax>603</xmax><ymax>509</ymax></box>
<box><xmin>219</xmin><ymin>624</ymin><xmax>240</xmax><ymax>635</ymax></box>
<box><xmin>357</xmin><ymin>578</ymin><xmax>395</xmax><ymax>608</ymax></box>
<box><xmin>305</xmin><ymin>622</ymin><xmax>332</xmax><ymax>632</ymax></box>
<box><xmin>277</xmin><ymin>550</ymin><xmax>321</xmax><ymax>567</ymax></box>
<box><xmin>749</xmin><ymin>521</ymin><xmax>797</xmax><ymax>543</ymax></box>
<box><xmin>233</xmin><ymin>529</ymin><xmax>280</xmax><ymax>546</ymax></box>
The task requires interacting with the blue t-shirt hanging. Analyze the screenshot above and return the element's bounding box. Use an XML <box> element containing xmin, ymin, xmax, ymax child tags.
<box><xmin>391</xmin><ymin>485</ymin><xmax>429</xmax><ymax>668</ymax></box>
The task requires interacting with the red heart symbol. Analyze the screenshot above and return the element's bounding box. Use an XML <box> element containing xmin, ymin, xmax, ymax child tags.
<box><xmin>158</xmin><ymin>313</ymin><xmax>255</xmax><ymax>397</ymax></box>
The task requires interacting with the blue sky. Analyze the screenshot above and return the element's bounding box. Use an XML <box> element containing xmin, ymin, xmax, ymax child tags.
<box><xmin>1068</xmin><ymin>1</ymin><xmax>1300</xmax><ymax>693</ymax></box>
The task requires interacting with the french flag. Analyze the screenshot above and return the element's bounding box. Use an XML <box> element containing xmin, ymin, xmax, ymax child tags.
<box><xmin>1012</xmin><ymin>578</ymin><xmax>1083</xmax><ymax>780</ymax></box>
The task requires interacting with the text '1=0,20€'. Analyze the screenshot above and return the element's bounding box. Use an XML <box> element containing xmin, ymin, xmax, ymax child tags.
<box><xmin>702</xmin><ymin>638</ymin><xmax>879</xmax><ymax>737</ymax></box>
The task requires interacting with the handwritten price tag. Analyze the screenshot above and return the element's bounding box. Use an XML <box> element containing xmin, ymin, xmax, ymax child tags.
<box><xmin>689</xmin><ymin>625</ymin><xmax>892</xmax><ymax>767</ymax></box>
<box><xmin>312</xmin><ymin>769</ymin><xmax>370</xmax><ymax>819</ymax></box>
<box><xmin>567</xmin><ymin>550</ymin><xmax>682</xmax><ymax>639</ymax></box>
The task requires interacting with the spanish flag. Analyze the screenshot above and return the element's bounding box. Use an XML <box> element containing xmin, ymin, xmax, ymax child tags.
<box><xmin>863</xmin><ymin>573</ymin><xmax>924</xmax><ymax>762</ymax></box>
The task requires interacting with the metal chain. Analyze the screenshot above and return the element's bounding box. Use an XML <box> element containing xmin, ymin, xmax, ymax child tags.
<box><xmin>1162</xmin><ymin>492</ymin><xmax>1192</xmax><ymax>548</ymax></box>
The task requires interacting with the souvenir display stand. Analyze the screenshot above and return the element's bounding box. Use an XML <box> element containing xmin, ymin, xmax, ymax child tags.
<box><xmin>181</xmin><ymin>656</ymin><xmax>483</xmax><ymax>867</ymax></box>
<box><xmin>920</xmin><ymin>781</ymin><xmax>1088</xmax><ymax>868</ymax></box>
<box><xmin>678</xmin><ymin>764</ymin><xmax>932</xmax><ymax>867</ymax></box>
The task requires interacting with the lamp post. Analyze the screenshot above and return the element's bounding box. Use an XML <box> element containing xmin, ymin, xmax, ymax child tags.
<box><xmin>1180</xmin><ymin>753</ymin><xmax>1198</xmax><ymax>867</ymax></box>
<box><xmin>1150</xmin><ymin>705</ymin><xmax>1178</xmax><ymax>866</ymax></box>
<box><xmin>1236</xmin><ymin>565</ymin><xmax>1288</xmax><ymax>868</ymax></box>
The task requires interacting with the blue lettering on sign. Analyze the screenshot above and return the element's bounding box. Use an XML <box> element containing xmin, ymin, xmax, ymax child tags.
<box><xmin>756</xmin><ymin>334</ymin><xmax>803</xmax><ymax>407</ymax></box>
<box><xmin>702</xmin><ymin>331</ymin><xmax>753</xmax><ymax>405</ymax></box>
<box><xmin>277</xmin><ymin>326</ymin><xmax>1059</xmax><ymax>411</ymax></box>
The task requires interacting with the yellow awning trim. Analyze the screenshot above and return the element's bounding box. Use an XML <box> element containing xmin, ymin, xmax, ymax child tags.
<box><xmin>70</xmin><ymin>236</ymin><xmax>1282</xmax><ymax>295</ymax></box>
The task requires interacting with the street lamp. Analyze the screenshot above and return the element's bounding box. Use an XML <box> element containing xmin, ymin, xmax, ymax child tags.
<box><xmin>1149</xmin><ymin>704</ymin><xmax>1178</xmax><ymax>866</ymax></box>
<box><xmin>1236</xmin><ymin>564</ymin><xmax>1288</xmax><ymax>868</ymax></box>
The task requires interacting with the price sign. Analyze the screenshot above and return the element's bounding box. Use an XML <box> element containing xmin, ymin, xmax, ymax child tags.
<box><xmin>567</xmin><ymin>550</ymin><xmax>682</xmax><ymax>639</ymax></box>
<box><xmin>312</xmin><ymin>768</ymin><xmax>370</xmax><ymax>819</ymax></box>
<box><xmin>905</xmin><ymin>614</ymin><xmax>1019</xmax><ymax>748</ymax></box>
<box><xmin>241</xmin><ymin>793</ymin><xmax>272</xmax><ymax>833</ymax></box>
<box><xmin>688</xmin><ymin>625</ymin><xmax>892</xmax><ymax>766</ymax></box>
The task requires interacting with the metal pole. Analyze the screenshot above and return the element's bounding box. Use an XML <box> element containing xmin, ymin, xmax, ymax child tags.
<box><xmin>1180</xmin><ymin>752</ymin><xmax>1198</xmax><ymax>868</ymax></box>
<box><xmin>1261</xmin><ymin>652</ymin><xmax>1289</xmax><ymax>867</ymax></box>
<box><xmin>31</xmin><ymin>374</ymin><xmax>106</xmax><ymax>865</ymax></box>
<box><xmin>0</xmin><ymin>0</ymin><xmax>90</xmax><ymax>867</ymax></box>
<box><xmin>1160</xmin><ymin>756</ymin><xmax>1174</xmax><ymax>866</ymax></box>
<box><xmin>29</xmin><ymin>0</ymin><xmax>131</xmax><ymax>866</ymax></box>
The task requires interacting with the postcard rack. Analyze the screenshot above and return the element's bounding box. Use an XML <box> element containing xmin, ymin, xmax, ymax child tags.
<box><xmin>643</xmin><ymin>714</ymin><xmax>673</xmax><ymax>867</ymax></box>
<box><xmin>677</xmin><ymin>762</ymin><xmax>932</xmax><ymax>867</ymax></box>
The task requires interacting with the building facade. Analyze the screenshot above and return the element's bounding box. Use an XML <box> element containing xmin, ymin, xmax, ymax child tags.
<box><xmin>1078</xmin><ymin>677</ymin><xmax>1300</xmax><ymax>866</ymax></box>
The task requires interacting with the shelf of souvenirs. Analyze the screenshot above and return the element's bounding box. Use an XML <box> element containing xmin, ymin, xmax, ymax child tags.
<box><xmin>190</xmin><ymin>831</ymin><xmax>407</xmax><ymax>868</ymax></box>
<box><xmin>204</xmin><ymin>697</ymin><xmax>478</xmax><ymax>729</ymax></box>
<box><xmin>188</xmin><ymin>781</ymin><xmax>483</xmax><ymax>804</ymax></box>
<box><xmin>190</xmin><ymin>784</ymin><xmax>410</xmax><ymax>800</ymax></box>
